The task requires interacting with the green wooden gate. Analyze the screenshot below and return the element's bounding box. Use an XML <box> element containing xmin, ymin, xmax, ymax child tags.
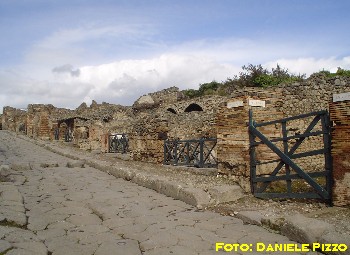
<box><xmin>249</xmin><ymin>110</ymin><xmax>332</xmax><ymax>203</ymax></box>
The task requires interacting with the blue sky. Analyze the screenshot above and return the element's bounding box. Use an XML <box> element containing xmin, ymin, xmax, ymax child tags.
<box><xmin>1</xmin><ymin>0</ymin><xmax>350</xmax><ymax>111</ymax></box>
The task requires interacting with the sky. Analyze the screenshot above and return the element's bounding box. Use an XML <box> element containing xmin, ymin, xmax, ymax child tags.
<box><xmin>1</xmin><ymin>0</ymin><xmax>350</xmax><ymax>112</ymax></box>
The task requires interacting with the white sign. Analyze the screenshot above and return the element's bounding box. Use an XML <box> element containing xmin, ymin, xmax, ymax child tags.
<box><xmin>227</xmin><ymin>100</ymin><xmax>244</xmax><ymax>108</ymax></box>
<box><xmin>248</xmin><ymin>99</ymin><xmax>265</xmax><ymax>107</ymax></box>
<box><xmin>333</xmin><ymin>92</ymin><xmax>350</xmax><ymax>102</ymax></box>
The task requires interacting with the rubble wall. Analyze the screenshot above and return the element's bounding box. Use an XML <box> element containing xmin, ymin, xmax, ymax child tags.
<box><xmin>2</xmin><ymin>106</ymin><xmax>27</xmax><ymax>133</ymax></box>
<box><xmin>129</xmin><ymin>112</ymin><xmax>169</xmax><ymax>163</ymax></box>
<box><xmin>279</xmin><ymin>74</ymin><xmax>350</xmax><ymax>116</ymax></box>
<box><xmin>26</xmin><ymin>104</ymin><xmax>57</xmax><ymax>139</ymax></box>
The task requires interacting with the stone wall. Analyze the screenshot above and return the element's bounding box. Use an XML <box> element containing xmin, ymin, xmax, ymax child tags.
<box><xmin>129</xmin><ymin>112</ymin><xmax>169</xmax><ymax>163</ymax></box>
<box><xmin>133</xmin><ymin>87</ymin><xmax>183</xmax><ymax>112</ymax></box>
<box><xmin>329</xmin><ymin>95</ymin><xmax>350</xmax><ymax>206</ymax></box>
<box><xmin>26</xmin><ymin>104</ymin><xmax>57</xmax><ymax>139</ymax></box>
<box><xmin>278</xmin><ymin>74</ymin><xmax>350</xmax><ymax>116</ymax></box>
<box><xmin>127</xmin><ymin>94</ymin><xmax>224</xmax><ymax>163</ymax></box>
<box><xmin>164</xmin><ymin>95</ymin><xmax>227</xmax><ymax>114</ymax></box>
<box><xmin>2</xmin><ymin>106</ymin><xmax>27</xmax><ymax>133</ymax></box>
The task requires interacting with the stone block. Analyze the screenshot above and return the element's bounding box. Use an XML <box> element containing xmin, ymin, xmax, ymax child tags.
<box><xmin>10</xmin><ymin>163</ymin><xmax>32</xmax><ymax>171</ymax></box>
<box><xmin>208</xmin><ymin>184</ymin><xmax>245</xmax><ymax>204</ymax></box>
<box><xmin>0</xmin><ymin>165</ymin><xmax>11</xmax><ymax>177</ymax></box>
<box><xmin>40</xmin><ymin>162</ymin><xmax>59</xmax><ymax>168</ymax></box>
<box><xmin>177</xmin><ymin>187</ymin><xmax>211</xmax><ymax>209</ymax></box>
<box><xmin>132</xmin><ymin>173</ymin><xmax>162</xmax><ymax>192</ymax></box>
<box><xmin>235</xmin><ymin>211</ymin><xmax>263</xmax><ymax>226</ymax></box>
<box><xmin>281</xmin><ymin>214</ymin><xmax>334</xmax><ymax>244</ymax></box>
<box><xmin>319</xmin><ymin>231</ymin><xmax>350</xmax><ymax>255</ymax></box>
<box><xmin>66</xmin><ymin>160</ymin><xmax>85</xmax><ymax>168</ymax></box>
<box><xmin>158</xmin><ymin>180</ymin><xmax>183</xmax><ymax>199</ymax></box>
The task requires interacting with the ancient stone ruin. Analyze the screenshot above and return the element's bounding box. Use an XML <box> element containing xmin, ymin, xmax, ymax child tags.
<box><xmin>2</xmin><ymin>74</ymin><xmax>350</xmax><ymax>206</ymax></box>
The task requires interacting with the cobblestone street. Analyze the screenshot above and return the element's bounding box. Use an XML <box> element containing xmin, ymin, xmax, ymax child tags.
<box><xmin>0</xmin><ymin>131</ymin><xmax>319</xmax><ymax>255</ymax></box>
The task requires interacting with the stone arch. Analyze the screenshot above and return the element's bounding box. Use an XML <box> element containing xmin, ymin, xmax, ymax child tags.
<box><xmin>184</xmin><ymin>103</ymin><xmax>203</xmax><ymax>112</ymax></box>
<box><xmin>166</xmin><ymin>108</ymin><xmax>177</xmax><ymax>114</ymax></box>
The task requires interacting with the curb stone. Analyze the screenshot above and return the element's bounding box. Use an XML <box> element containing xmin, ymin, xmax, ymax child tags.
<box><xmin>235</xmin><ymin>211</ymin><xmax>264</xmax><ymax>226</ymax></box>
<box><xmin>281</xmin><ymin>214</ymin><xmax>334</xmax><ymax>244</ymax></box>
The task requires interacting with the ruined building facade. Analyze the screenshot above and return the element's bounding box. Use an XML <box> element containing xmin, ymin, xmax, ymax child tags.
<box><xmin>2</xmin><ymin>74</ymin><xmax>350</xmax><ymax>206</ymax></box>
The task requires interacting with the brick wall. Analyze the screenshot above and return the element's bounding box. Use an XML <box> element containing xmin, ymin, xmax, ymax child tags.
<box><xmin>329</xmin><ymin>95</ymin><xmax>350</xmax><ymax>206</ymax></box>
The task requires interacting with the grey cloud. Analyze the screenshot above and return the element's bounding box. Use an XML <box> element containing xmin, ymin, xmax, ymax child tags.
<box><xmin>52</xmin><ymin>64</ymin><xmax>81</xmax><ymax>77</ymax></box>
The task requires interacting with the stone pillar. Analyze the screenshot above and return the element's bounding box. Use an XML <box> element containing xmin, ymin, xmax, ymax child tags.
<box><xmin>101</xmin><ymin>133</ymin><xmax>110</xmax><ymax>153</ymax></box>
<box><xmin>329</xmin><ymin>92</ymin><xmax>350</xmax><ymax>207</ymax></box>
<box><xmin>216</xmin><ymin>95</ymin><xmax>283</xmax><ymax>191</ymax></box>
<box><xmin>129</xmin><ymin>114</ymin><xmax>169</xmax><ymax>164</ymax></box>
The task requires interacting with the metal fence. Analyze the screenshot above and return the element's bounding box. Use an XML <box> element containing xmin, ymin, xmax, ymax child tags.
<box><xmin>108</xmin><ymin>134</ymin><xmax>129</xmax><ymax>153</ymax></box>
<box><xmin>164</xmin><ymin>138</ymin><xmax>217</xmax><ymax>168</ymax></box>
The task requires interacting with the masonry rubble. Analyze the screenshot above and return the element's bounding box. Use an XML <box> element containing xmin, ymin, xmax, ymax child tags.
<box><xmin>1</xmin><ymin>73</ymin><xmax>350</xmax><ymax>206</ymax></box>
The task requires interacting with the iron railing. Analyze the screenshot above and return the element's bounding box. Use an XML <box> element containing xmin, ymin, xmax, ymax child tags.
<box><xmin>164</xmin><ymin>138</ymin><xmax>217</xmax><ymax>168</ymax></box>
<box><xmin>109</xmin><ymin>134</ymin><xmax>129</xmax><ymax>153</ymax></box>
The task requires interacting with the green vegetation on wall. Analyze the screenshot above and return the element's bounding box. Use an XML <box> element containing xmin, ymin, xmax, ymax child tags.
<box><xmin>315</xmin><ymin>67</ymin><xmax>350</xmax><ymax>78</ymax></box>
<box><xmin>183</xmin><ymin>64</ymin><xmax>350</xmax><ymax>98</ymax></box>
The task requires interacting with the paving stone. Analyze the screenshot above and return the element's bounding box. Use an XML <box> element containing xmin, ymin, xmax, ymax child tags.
<box><xmin>4</xmin><ymin>229</ymin><xmax>40</xmax><ymax>243</ymax></box>
<box><xmin>36</xmin><ymin>228</ymin><xmax>66</xmax><ymax>241</ymax></box>
<box><xmin>95</xmin><ymin>240</ymin><xmax>142</xmax><ymax>255</ymax></box>
<box><xmin>13</xmin><ymin>241</ymin><xmax>48</xmax><ymax>255</ymax></box>
<box><xmin>47</xmin><ymin>220</ymin><xmax>77</xmax><ymax>231</ymax></box>
<box><xmin>102</xmin><ymin>217</ymin><xmax>135</xmax><ymax>229</ymax></box>
<box><xmin>0</xmin><ymin>226</ymin><xmax>16</xmax><ymax>239</ymax></box>
<box><xmin>50</xmin><ymin>242</ymin><xmax>96</xmax><ymax>255</ymax></box>
<box><xmin>45</xmin><ymin>235</ymin><xmax>79</xmax><ymax>252</ymax></box>
<box><xmin>66</xmin><ymin>214</ymin><xmax>102</xmax><ymax>226</ymax></box>
<box><xmin>0</xmin><ymin>187</ymin><xmax>23</xmax><ymax>202</ymax></box>
<box><xmin>143</xmin><ymin>246</ymin><xmax>199</xmax><ymax>255</ymax></box>
<box><xmin>140</xmin><ymin>231</ymin><xmax>179</xmax><ymax>251</ymax></box>
<box><xmin>6</xmin><ymin>248</ymin><xmax>37</xmax><ymax>255</ymax></box>
<box><xmin>0</xmin><ymin>239</ymin><xmax>12</xmax><ymax>253</ymax></box>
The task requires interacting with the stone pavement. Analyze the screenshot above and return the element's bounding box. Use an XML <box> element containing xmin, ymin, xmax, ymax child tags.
<box><xmin>0</xmin><ymin>131</ymin><xmax>331</xmax><ymax>254</ymax></box>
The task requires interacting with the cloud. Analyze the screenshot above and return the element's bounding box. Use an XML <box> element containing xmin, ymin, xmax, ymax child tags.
<box><xmin>0</xmin><ymin>53</ymin><xmax>239</xmax><ymax>111</ymax></box>
<box><xmin>52</xmin><ymin>64</ymin><xmax>80</xmax><ymax>77</ymax></box>
<box><xmin>75</xmin><ymin>53</ymin><xmax>239</xmax><ymax>104</ymax></box>
<box><xmin>264</xmin><ymin>56</ymin><xmax>350</xmax><ymax>76</ymax></box>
